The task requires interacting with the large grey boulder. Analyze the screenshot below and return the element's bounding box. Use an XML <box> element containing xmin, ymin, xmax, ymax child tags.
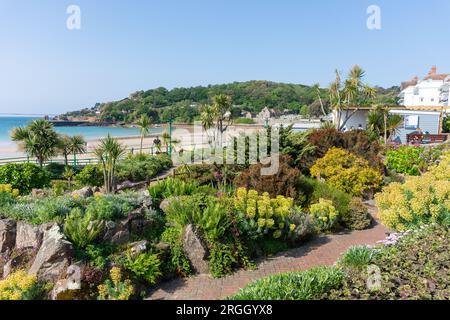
<box><xmin>0</xmin><ymin>219</ymin><xmax>16</xmax><ymax>253</ymax></box>
<box><xmin>16</xmin><ymin>222</ymin><xmax>43</xmax><ymax>249</ymax></box>
<box><xmin>29</xmin><ymin>224</ymin><xmax>73</xmax><ymax>282</ymax></box>
<box><xmin>71</xmin><ymin>187</ymin><xmax>94</xmax><ymax>199</ymax></box>
<box><xmin>102</xmin><ymin>221</ymin><xmax>130</xmax><ymax>245</ymax></box>
<box><xmin>50</xmin><ymin>263</ymin><xmax>82</xmax><ymax>300</ymax></box>
<box><xmin>2</xmin><ymin>249</ymin><xmax>34</xmax><ymax>278</ymax></box>
<box><xmin>128</xmin><ymin>240</ymin><xmax>149</xmax><ymax>257</ymax></box>
<box><xmin>182</xmin><ymin>224</ymin><xmax>209</xmax><ymax>274</ymax></box>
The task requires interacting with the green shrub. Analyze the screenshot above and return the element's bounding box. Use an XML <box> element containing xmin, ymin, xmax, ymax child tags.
<box><xmin>385</xmin><ymin>145</ymin><xmax>447</xmax><ymax>176</ymax></box>
<box><xmin>342</xmin><ymin>198</ymin><xmax>372</xmax><ymax>230</ymax></box>
<box><xmin>64</xmin><ymin>208</ymin><xmax>104</xmax><ymax>248</ymax></box>
<box><xmin>175</xmin><ymin>164</ymin><xmax>243</xmax><ymax>187</ymax></box>
<box><xmin>0</xmin><ymin>195</ymin><xmax>83</xmax><ymax>225</ymax></box>
<box><xmin>85</xmin><ymin>192</ymin><xmax>145</xmax><ymax>221</ymax></box>
<box><xmin>338</xmin><ymin>246</ymin><xmax>377</xmax><ymax>269</ymax></box>
<box><xmin>75</xmin><ymin>164</ymin><xmax>104</xmax><ymax>187</ymax></box>
<box><xmin>160</xmin><ymin>227</ymin><xmax>191</xmax><ymax>276</ymax></box>
<box><xmin>200</xmin><ymin>200</ymin><xmax>232</xmax><ymax>242</ymax></box>
<box><xmin>209</xmin><ymin>243</ymin><xmax>237</xmax><ymax>278</ymax></box>
<box><xmin>230</xmin><ymin>266</ymin><xmax>344</xmax><ymax>300</ymax></box>
<box><xmin>116</xmin><ymin>153</ymin><xmax>172</xmax><ymax>183</ymax></box>
<box><xmin>300</xmin><ymin>177</ymin><xmax>352</xmax><ymax>219</ymax></box>
<box><xmin>148</xmin><ymin>177</ymin><xmax>199</xmax><ymax>207</ymax></box>
<box><xmin>385</xmin><ymin>145</ymin><xmax>425</xmax><ymax>176</ymax></box>
<box><xmin>124</xmin><ymin>252</ymin><xmax>162</xmax><ymax>285</ymax></box>
<box><xmin>77</xmin><ymin>243</ymin><xmax>117</xmax><ymax>270</ymax></box>
<box><xmin>309</xmin><ymin>198</ymin><xmax>339</xmax><ymax>232</ymax></box>
<box><xmin>304</xmin><ymin>128</ymin><xmax>383</xmax><ymax>173</ymax></box>
<box><xmin>310</xmin><ymin>148</ymin><xmax>383</xmax><ymax>197</ymax></box>
<box><xmin>0</xmin><ymin>163</ymin><xmax>50</xmax><ymax>194</ymax></box>
<box><xmin>45</xmin><ymin>163</ymin><xmax>68</xmax><ymax>180</ymax></box>
<box><xmin>233</xmin><ymin>188</ymin><xmax>300</xmax><ymax>241</ymax></box>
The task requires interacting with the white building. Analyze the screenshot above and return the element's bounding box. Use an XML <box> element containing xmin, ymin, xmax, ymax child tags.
<box><xmin>399</xmin><ymin>66</ymin><xmax>450</xmax><ymax>108</ymax></box>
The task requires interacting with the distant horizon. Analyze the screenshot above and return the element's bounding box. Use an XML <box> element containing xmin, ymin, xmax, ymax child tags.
<box><xmin>1</xmin><ymin>0</ymin><xmax>449</xmax><ymax>114</ymax></box>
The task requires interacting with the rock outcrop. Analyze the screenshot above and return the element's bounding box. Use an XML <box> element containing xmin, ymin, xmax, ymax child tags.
<box><xmin>0</xmin><ymin>219</ymin><xmax>16</xmax><ymax>253</ymax></box>
<box><xmin>182</xmin><ymin>224</ymin><xmax>209</xmax><ymax>274</ymax></box>
<box><xmin>71</xmin><ymin>187</ymin><xmax>94</xmax><ymax>199</ymax></box>
<box><xmin>16</xmin><ymin>222</ymin><xmax>43</xmax><ymax>249</ymax></box>
<box><xmin>29</xmin><ymin>224</ymin><xmax>73</xmax><ymax>282</ymax></box>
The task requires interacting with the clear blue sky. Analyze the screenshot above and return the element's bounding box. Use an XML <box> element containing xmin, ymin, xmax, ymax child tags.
<box><xmin>1</xmin><ymin>0</ymin><xmax>449</xmax><ymax>114</ymax></box>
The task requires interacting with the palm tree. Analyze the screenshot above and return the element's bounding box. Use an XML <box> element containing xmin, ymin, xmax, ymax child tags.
<box><xmin>213</xmin><ymin>94</ymin><xmax>233</xmax><ymax>147</ymax></box>
<box><xmin>136</xmin><ymin>114</ymin><xmax>151</xmax><ymax>153</ymax></box>
<box><xmin>58</xmin><ymin>135</ymin><xmax>72</xmax><ymax>165</ymax></box>
<box><xmin>312</xmin><ymin>83</ymin><xmax>327</xmax><ymax>117</ymax></box>
<box><xmin>367</xmin><ymin>106</ymin><xmax>403</xmax><ymax>143</ymax></box>
<box><xmin>200</xmin><ymin>95</ymin><xmax>233</xmax><ymax>148</ymax></box>
<box><xmin>329</xmin><ymin>65</ymin><xmax>376</xmax><ymax>131</ymax></box>
<box><xmin>58</xmin><ymin>135</ymin><xmax>86</xmax><ymax>165</ymax></box>
<box><xmin>11</xmin><ymin>119</ymin><xmax>59</xmax><ymax>166</ymax></box>
<box><xmin>69</xmin><ymin>135</ymin><xmax>87</xmax><ymax>165</ymax></box>
<box><xmin>386</xmin><ymin>114</ymin><xmax>403</xmax><ymax>142</ymax></box>
<box><xmin>62</xmin><ymin>166</ymin><xmax>76</xmax><ymax>188</ymax></box>
<box><xmin>93</xmin><ymin>135</ymin><xmax>126</xmax><ymax>193</ymax></box>
<box><xmin>200</xmin><ymin>104</ymin><xmax>217</xmax><ymax>146</ymax></box>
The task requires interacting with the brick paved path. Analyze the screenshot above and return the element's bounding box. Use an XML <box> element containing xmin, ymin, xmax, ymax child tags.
<box><xmin>148</xmin><ymin>208</ymin><xmax>389</xmax><ymax>300</ymax></box>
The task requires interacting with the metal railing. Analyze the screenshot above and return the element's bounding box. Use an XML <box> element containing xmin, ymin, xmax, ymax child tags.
<box><xmin>0</xmin><ymin>146</ymin><xmax>163</xmax><ymax>166</ymax></box>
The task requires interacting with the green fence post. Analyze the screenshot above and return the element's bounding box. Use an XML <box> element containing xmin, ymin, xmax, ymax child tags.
<box><xmin>168</xmin><ymin>115</ymin><xmax>173</xmax><ymax>156</ymax></box>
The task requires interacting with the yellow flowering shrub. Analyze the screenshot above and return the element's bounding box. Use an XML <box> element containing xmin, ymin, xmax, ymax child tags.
<box><xmin>309</xmin><ymin>198</ymin><xmax>339</xmax><ymax>232</ymax></box>
<box><xmin>310</xmin><ymin>148</ymin><xmax>383</xmax><ymax>196</ymax></box>
<box><xmin>234</xmin><ymin>188</ymin><xmax>297</xmax><ymax>239</ymax></box>
<box><xmin>375</xmin><ymin>151</ymin><xmax>450</xmax><ymax>231</ymax></box>
<box><xmin>0</xmin><ymin>270</ymin><xmax>40</xmax><ymax>300</ymax></box>
<box><xmin>0</xmin><ymin>184</ymin><xmax>19</xmax><ymax>197</ymax></box>
<box><xmin>98</xmin><ymin>267</ymin><xmax>134</xmax><ymax>300</ymax></box>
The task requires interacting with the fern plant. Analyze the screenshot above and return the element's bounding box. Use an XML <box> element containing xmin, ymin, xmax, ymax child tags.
<box><xmin>64</xmin><ymin>208</ymin><xmax>104</xmax><ymax>248</ymax></box>
<box><xmin>124</xmin><ymin>252</ymin><xmax>162</xmax><ymax>285</ymax></box>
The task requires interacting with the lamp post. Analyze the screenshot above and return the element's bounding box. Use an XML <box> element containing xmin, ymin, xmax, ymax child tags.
<box><xmin>168</xmin><ymin>114</ymin><xmax>173</xmax><ymax>156</ymax></box>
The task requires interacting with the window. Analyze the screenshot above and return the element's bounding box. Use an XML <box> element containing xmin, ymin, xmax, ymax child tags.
<box><xmin>404</xmin><ymin>115</ymin><xmax>419</xmax><ymax>130</ymax></box>
<box><xmin>420</xmin><ymin>98</ymin><xmax>424</xmax><ymax>102</ymax></box>
<box><xmin>431</xmin><ymin>98</ymin><xmax>435</xmax><ymax>102</ymax></box>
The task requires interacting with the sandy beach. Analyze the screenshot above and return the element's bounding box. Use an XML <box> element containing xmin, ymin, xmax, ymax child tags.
<box><xmin>0</xmin><ymin>124</ymin><xmax>262</xmax><ymax>162</ymax></box>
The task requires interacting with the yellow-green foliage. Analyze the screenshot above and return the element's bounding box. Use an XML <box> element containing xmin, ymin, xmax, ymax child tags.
<box><xmin>234</xmin><ymin>188</ymin><xmax>295</xmax><ymax>239</ymax></box>
<box><xmin>98</xmin><ymin>267</ymin><xmax>134</xmax><ymax>300</ymax></box>
<box><xmin>0</xmin><ymin>270</ymin><xmax>39</xmax><ymax>300</ymax></box>
<box><xmin>310</xmin><ymin>147</ymin><xmax>383</xmax><ymax>196</ymax></box>
<box><xmin>309</xmin><ymin>198</ymin><xmax>338</xmax><ymax>232</ymax></box>
<box><xmin>375</xmin><ymin>151</ymin><xmax>450</xmax><ymax>231</ymax></box>
<box><xmin>0</xmin><ymin>184</ymin><xmax>19</xmax><ymax>197</ymax></box>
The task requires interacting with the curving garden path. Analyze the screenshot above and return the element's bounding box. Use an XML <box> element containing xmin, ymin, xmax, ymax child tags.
<box><xmin>148</xmin><ymin>206</ymin><xmax>389</xmax><ymax>300</ymax></box>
